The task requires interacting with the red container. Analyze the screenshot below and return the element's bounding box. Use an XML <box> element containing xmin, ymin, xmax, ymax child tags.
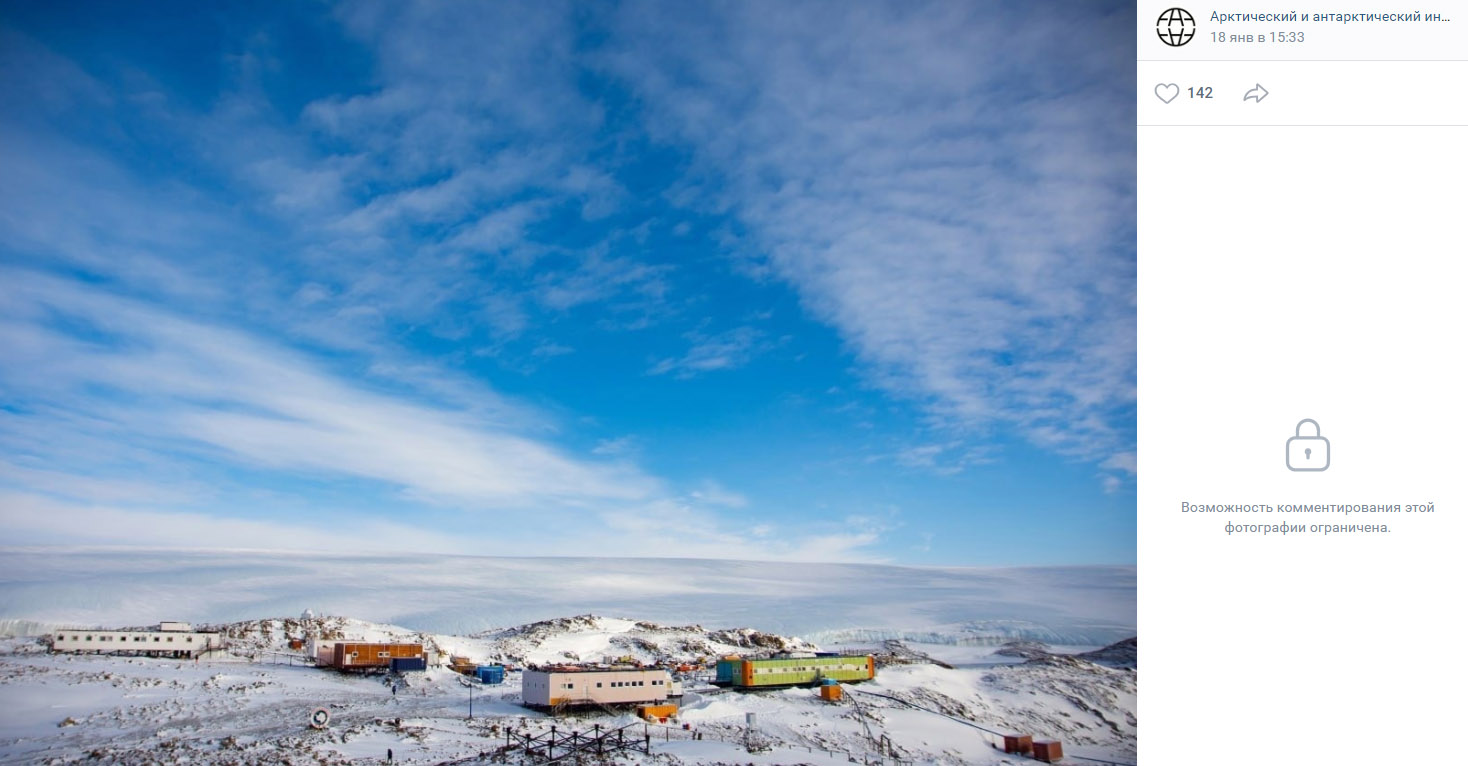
<box><xmin>1002</xmin><ymin>735</ymin><xmax>1033</xmax><ymax>754</ymax></box>
<box><xmin>1033</xmin><ymin>740</ymin><xmax>1064</xmax><ymax>763</ymax></box>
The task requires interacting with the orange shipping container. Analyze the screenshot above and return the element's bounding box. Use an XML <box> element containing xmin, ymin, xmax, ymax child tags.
<box><xmin>638</xmin><ymin>704</ymin><xmax>679</xmax><ymax>720</ymax></box>
<box><xmin>1033</xmin><ymin>740</ymin><xmax>1064</xmax><ymax>763</ymax></box>
<box><xmin>1003</xmin><ymin>734</ymin><xmax>1033</xmax><ymax>754</ymax></box>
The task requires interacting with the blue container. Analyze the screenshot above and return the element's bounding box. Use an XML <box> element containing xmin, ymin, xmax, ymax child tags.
<box><xmin>715</xmin><ymin>659</ymin><xmax>741</xmax><ymax>684</ymax></box>
<box><xmin>390</xmin><ymin>657</ymin><xmax>427</xmax><ymax>672</ymax></box>
<box><xmin>821</xmin><ymin>678</ymin><xmax>838</xmax><ymax>686</ymax></box>
<box><xmin>476</xmin><ymin>664</ymin><xmax>505</xmax><ymax>685</ymax></box>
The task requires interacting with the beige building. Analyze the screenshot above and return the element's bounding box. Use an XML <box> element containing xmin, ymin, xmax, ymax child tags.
<box><xmin>522</xmin><ymin>667</ymin><xmax>672</xmax><ymax>708</ymax></box>
<box><xmin>52</xmin><ymin>623</ymin><xmax>222</xmax><ymax>658</ymax></box>
<box><xmin>307</xmin><ymin>638</ymin><xmax>340</xmax><ymax>666</ymax></box>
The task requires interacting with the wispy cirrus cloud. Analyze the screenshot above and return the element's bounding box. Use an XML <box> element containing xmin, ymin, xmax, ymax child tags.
<box><xmin>0</xmin><ymin>1</ymin><xmax>1134</xmax><ymax>566</ymax></box>
<box><xmin>0</xmin><ymin>269</ymin><xmax>890</xmax><ymax>561</ymax></box>
<box><xmin>0</xmin><ymin>270</ymin><xmax>651</xmax><ymax>508</ymax></box>
<box><xmin>648</xmin><ymin>326</ymin><xmax>767</xmax><ymax>378</ymax></box>
<box><xmin>892</xmin><ymin>442</ymin><xmax>997</xmax><ymax>477</ymax></box>
<box><xmin>604</xmin><ymin>1</ymin><xmax>1137</xmax><ymax>476</ymax></box>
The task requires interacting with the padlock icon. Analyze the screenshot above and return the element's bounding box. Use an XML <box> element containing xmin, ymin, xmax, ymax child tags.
<box><xmin>1286</xmin><ymin>419</ymin><xmax>1330</xmax><ymax>472</ymax></box>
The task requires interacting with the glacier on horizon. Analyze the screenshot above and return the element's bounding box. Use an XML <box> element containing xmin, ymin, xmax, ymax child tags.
<box><xmin>0</xmin><ymin>547</ymin><xmax>1135</xmax><ymax>645</ymax></box>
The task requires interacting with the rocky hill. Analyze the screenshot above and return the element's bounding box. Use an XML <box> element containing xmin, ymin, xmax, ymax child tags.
<box><xmin>468</xmin><ymin>614</ymin><xmax>815</xmax><ymax>666</ymax></box>
<box><xmin>203</xmin><ymin>613</ymin><xmax>814</xmax><ymax>668</ymax></box>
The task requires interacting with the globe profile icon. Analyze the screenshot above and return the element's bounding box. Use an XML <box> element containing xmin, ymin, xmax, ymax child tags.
<box><xmin>1156</xmin><ymin>8</ymin><xmax>1196</xmax><ymax>46</ymax></box>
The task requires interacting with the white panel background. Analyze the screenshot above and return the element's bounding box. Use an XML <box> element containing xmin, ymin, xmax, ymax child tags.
<box><xmin>1140</xmin><ymin>109</ymin><xmax>1466</xmax><ymax>764</ymax></box>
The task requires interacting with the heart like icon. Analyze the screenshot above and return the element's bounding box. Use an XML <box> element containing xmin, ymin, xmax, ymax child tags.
<box><xmin>1155</xmin><ymin>83</ymin><xmax>1180</xmax><ymax>104</ymax></box>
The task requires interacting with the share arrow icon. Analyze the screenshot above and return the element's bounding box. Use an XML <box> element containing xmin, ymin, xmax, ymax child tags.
<box><xmin>1243</xmin><ymin>83</ymin><xmax>1269</xmax><ymax>103</ymax></box>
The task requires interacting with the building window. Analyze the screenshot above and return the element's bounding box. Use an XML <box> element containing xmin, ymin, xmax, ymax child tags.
<box><xmin>596</xmin><ymin>682</ymin><xmax>603</xmax><ymax>688</ymax></box>
<box><xmin>86</xmin><ymin>636</ymin><xmax>92</xmax><ymax>641</ymax></box>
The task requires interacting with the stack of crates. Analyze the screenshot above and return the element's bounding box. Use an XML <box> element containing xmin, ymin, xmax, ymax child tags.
<box><xmin>818</xmin><ymin>678</ymin><xmax>843</xmax><ymax>701</ymax></box>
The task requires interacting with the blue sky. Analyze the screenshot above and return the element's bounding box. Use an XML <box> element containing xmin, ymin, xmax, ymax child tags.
<box><xmin>0</xmin><ymin>1</ymin><xmax>1136</xmax><ymax>565</ymax></box>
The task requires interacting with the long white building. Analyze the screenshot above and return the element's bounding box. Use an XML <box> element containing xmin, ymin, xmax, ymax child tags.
<box><xmin>522</xmin><ymin>667</ymin><xmax>672</xmax><ymax>709</ymax></box>
<box><xmin>52</xmin><ymin>622</ymin><xmax>223</xmax><ymax>658</ymax></box>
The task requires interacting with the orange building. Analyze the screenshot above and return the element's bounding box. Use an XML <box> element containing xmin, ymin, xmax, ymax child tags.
<box><xmin>330</xmin><ymin>642</ymin><xmax>424</xmax><ymax>670</ymax></box>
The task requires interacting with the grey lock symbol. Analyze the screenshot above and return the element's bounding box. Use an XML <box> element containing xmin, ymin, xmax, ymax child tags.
<box><xmin>1286</xmin><ymin>419</ymin><xmax>1330</xmax><ymax>472</ymax></box>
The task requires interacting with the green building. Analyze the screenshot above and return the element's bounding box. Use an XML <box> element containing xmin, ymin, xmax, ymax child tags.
<box><xmin>715</xmin><ymin>655</ymin><xmax>875</xmax><ymax>688</ymax></box>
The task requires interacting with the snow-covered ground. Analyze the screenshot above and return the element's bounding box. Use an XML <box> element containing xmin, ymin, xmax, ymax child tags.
<box><xmin>0</xmin><ymin>550</ymin><xmax>1136</xmax><ymax>763</ymax></box>
<box><xmin>0</xmin><ymin>619</ymin><xmax>1137</xmax><ymax>765</ymax></box>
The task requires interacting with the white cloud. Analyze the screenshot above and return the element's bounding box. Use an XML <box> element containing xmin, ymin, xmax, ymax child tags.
<box><xmin>1101</xmin><ymin>451</ymin><xmax>1138</xmax><ymax>475</ymax></box>
<box><xmin>687</xmin><ymin>481</ymin><xmax>748</xmax><ymax>509</ymax></box>
<box><xmin>534</xmin><ymin>251</ymin><xmax>670</xmax><ymax>313</ymax></box>
<box><xmin>0</xmin><ymin>270</ymin><xmax>886</xmax><ymax>562</ymax></box>
<box><xmin>0</xmin><ymin>547</ymin><xmax>1137</xmax><ymax>640</ymax></box>
<box><xmin>594</xmin><ymin>500</ymin><xmax>886</xmax><ymax>563</ymax></box>
<box><xmin>591</xmin><ymin>436</ymin><xmax>641</xmax><ymax>457</ymax></box>
<box><xmin>603</xmin><ymin>2</ymin><xmax>1136</xmax><ymax>470</ymax></box>
<box><xmin>0</xmin><ymin>490</ymin><xmax>470</xmax><ymax>555</ymax></box>
<box><xmin>0</xmin><ymin>270</ymin><xmax>653</xmax><ymax>509</ymax></box>
<box><xmin>893</xmin><ymin>442</ymin><xmax>996</xmax><ymax>476</ymax></box>
<box><xmin>0</xmin><ymin>461</ymin><xmax>199</xmax><ymax>506</ymax></box>
<box><xmin>648</xmin><ymin>326</ymin><xmax>766</xmax><ymax>378</ymax></box>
